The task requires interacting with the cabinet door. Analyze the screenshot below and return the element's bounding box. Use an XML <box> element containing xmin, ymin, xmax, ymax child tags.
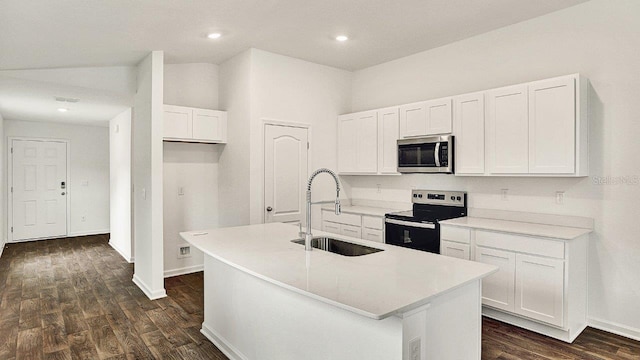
<box><xmin>528</xmin><ymin>76</ymin><xmax>576</xmax><ymax>174</ymax></box>
<box><xmin>399</xmin><ymin>102</ymin><xmax>428</xmax><ymax>138</ymax></box>
<box><xmin>486</xmin><ymin>85</ymin><xmax>528</xmax><ymax>174</ymax></box>
<box><xmin>192</xmin><ymin>109</ymin><xmax>226</xmax><ymax>142</ymax></box>
<box><xmin>440</xmin><ymin>240</ymin><xmax>470</xmax><ymax>260</ymax></box>
<box><xmin>475</xmin><ymin>246</ymin><xmax>515</xmax><ymax>312</ymax></box>
<box><xmin>515</xmin><ymin>254</ymin><xmax>565</xmax><ymax>327</ymax></box>
<box><xmin>338</xmin><ymin>114</ymin><xmax>358</xmax><ymax>173</ymax></box>
<box><xmin>163</xmin><ymin>105</ymin><xmax>192</xmax><ymax>139</ymax></box>
<box><xmin>454</xmin><ymin>93</ymin><xmax>485</xmax><ymax>174</ymax></box>
<box><xmin>356</xmin><ymin>111</ymin><xmax>378</xmax><ymax>173</ymax></box>
<box><xmin>340</xmin><ymin>224</ymin><xmax>362</xmax><ymax>239</ymax></box>
<box><xmin>425</xmin><ymin>98</ymin><xmax>452</xmax><ymax>135</ymax></box>
<box><xmin>377</xmin><ymin>107</ymin><xmax>400</xmax><ymax>174</ymax></box>
<box><xmin>322</xmin><ymin>221</ymin><xmax>341</xmax><ymax>235</ymax></box>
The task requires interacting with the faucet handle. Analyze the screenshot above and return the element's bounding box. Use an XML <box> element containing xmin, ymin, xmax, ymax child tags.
<box><xmin>335</xmin><ymin>199</ymin><xmax>341</xmax><ymax>215</ymax></box>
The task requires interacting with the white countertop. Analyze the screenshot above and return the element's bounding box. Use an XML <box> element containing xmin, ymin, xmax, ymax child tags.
<box><xmin>181</xmin><ymin>223</ymin><xmax>496</xmax><ymax>320</ymax></box>
<box><xmin>439</xmin><ymin>217</ymin><xmax>592</xmax><ymax>240</ymax></box>
<box><xmin>321</xmin><ymin>204</ymin><xmax>402</xmax><ymax>217</ymax></box>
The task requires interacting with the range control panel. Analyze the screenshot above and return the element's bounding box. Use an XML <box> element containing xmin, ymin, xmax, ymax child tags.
<box><xmin>411</xmin><ymin>190</ymin><xmax>466</xmax><ymax>207</ymax></box>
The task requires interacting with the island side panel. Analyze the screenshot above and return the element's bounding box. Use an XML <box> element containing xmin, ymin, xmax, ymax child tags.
<box><xmin>418</xmin><ymin>280</ymin><xmax>482</xmax><ymax>359</ymax></box>
<box><xmin>201</xmin><ymin>255</ymin><xmax>404</xmax><ymax>360</ymax></box>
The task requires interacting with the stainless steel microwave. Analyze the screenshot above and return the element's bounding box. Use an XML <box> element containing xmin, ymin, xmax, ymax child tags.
<box><xmin>397</xmin><ymin>135</ymin><xmax>454</xmax><ymax>173</ymax></box>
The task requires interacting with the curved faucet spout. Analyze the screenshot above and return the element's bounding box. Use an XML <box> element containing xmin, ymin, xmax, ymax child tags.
<box><xmin>305</xmin><ymin>168</ymin><xmax>341</xmax><ymax>251</ymax></box>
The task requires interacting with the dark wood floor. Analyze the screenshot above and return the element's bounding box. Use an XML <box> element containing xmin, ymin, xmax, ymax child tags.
<box><xmin>0</xmin><ymin>235</ymin><xmax>638</xmax><ymax>360</ymax></box>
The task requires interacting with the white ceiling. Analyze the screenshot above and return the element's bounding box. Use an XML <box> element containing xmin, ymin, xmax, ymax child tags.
<box><xmin>1</xmin><ymin>0</ymin><xmax>588</xmax><ymax>71</ymax></box>
<box><xmin>0</xmin><ymin>0</ymin><xmax>588</xmax><ymax>125</ymax></box>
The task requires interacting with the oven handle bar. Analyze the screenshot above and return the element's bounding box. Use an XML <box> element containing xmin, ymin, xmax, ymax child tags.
<box><xmin>385</xmin><ymin>218</ymin><xmax>436</xmax><ymax>229</ymax></box>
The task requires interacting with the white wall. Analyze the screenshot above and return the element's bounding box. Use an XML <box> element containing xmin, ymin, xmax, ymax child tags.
<box><xmin>162</xmin><ymin>62</ymin><xmax>222</xmax><ymax>277</ymax></box>
<box><xmin>0</xmin><ymin>112</ymin><xmax>4</xmax><ymax>253</ymax></box>
<box><xmin>109</xmin><ymin>109</ymin><xmax>132</xmax><ymax>262</ymax></box>
<box><xmin>132</xmin><ymin>51</ymin><xmax>166</xmax><ymax>300</ymax></box>
<box><xmin>163</xmin><ymin>142</ymin><xmax>220</xmax><ymax>276</ymax></box>
<box><xmin>164</xmin><ymin>63</ymin><xmax>219</xmax><ymax>109</ymax></box>
<box><xmin>4</xmin><ymin>120</ymin><xmax>110</xmax><ymax>237</ymax></box>
<box><xmin>249</xmin><ymin>49</ymin><xmax>352</xmax><ymax>228</ymax></box>
<box><xmin>348</xmin><ymin>0</ymin><xmax>640</xmax><ymax>338</ymax></box>
<box><xmin>218</xmin><ymin>50</ymin><xmax>252</xmax><ymax>227</ymax></box>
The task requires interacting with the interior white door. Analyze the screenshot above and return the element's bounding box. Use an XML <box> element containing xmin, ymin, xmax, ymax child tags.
<box><xmin>264</xmin><ymin>125</ymin><xmax>309</xmax><ymax>224</ymax></box>
<box><xmin>11</xmin><ymin>139</ymin><xmax>68</xmax><ymax>241</ymax></box>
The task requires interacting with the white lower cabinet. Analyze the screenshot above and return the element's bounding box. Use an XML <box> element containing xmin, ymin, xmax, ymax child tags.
<box><xmin>321</xmin><ymin>210</ymin><xmax>385</xmax><ymax>243</ymax></box>
<box><xmin>475</xmin><ymin>246</ymin><xmax>516</xmax><ymax>312</ymax></box>
<box><xmin>441</xmin><ymin>224</ymin><xmax>587</xmax><ymax>342</ymax></box>
<box><xmin>514</xmin><ymin>254</ymin><xmax>565</xmax><ymax>327</ymax></box>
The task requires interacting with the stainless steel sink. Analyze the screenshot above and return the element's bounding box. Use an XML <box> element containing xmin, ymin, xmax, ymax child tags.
<box><xmin>291</xmin><ymin>237</ymin><xmax>383</xmax><ymax>257</ymax></box>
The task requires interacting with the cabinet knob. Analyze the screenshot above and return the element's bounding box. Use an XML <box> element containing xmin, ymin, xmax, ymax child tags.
<box><xmin>266</xmin><ymin>206</ymin><xmax>273</xmax><ymax>212</ymax></box>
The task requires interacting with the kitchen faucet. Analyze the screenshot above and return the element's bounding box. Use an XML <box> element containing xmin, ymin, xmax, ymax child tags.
<box><xmin>305</xmin><ymin>168</ymin><xmax>341</xmax><ymax>251</ymax></box>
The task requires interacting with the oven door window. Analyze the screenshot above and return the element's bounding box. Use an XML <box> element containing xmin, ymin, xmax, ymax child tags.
<box><xmin>385</xmin><ymin>222</ymin><xmax>440</xmax><ymax>253</ymax></box>
<box><xmin>398</xmin><ymin>143</ymin><xmax>437</xmax><ymax>168</ymax></box>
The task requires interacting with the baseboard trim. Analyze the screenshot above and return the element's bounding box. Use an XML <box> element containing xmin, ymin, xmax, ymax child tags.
<box><xmin>68</xmin><ymin>229</ymin><xmax>110</xmax><ymax>237</ymax></box>
<box><xmin>588</xmin><ymin>317</ymin><xmax>640</xmax><ymax>342</ymax></box>
<box><xmin>164</xmin><ymin>264</ymin><xmax>203</xmax><ymax>278</ymax></box>
<box><xmin>132</xmin><ymin>275</ymin><xmax>166</xmax><ymax>300</ymax></box>
<box><xmin>201</xmin><ymin>323</ymin><xmax>248</xmax><ymax>360</ymax></box>
<box><xmin>108</xmin><ymin>240</ymin><xmax>134</xmax><ymax>263</ymax></box>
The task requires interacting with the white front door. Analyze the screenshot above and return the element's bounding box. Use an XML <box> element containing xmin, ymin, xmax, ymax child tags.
<box><xmin>11</xmin><ymin>139</ymin><xmax>68</xmax><ymax>241</ymax></box>
<box><xmin>264</xmin><ymin>124</ymin><xmax>308</xmax><ymax>224</ymax></box>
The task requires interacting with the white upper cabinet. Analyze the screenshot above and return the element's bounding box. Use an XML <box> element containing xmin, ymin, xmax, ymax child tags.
<box><xmin>486</xmin><ymin>84</ymin><xmax>529</xmax><ymax>174</ymax></box>
<box><xmin>164</xmin><ymin>105</ymin><xmax>192</xmax><ymax>139</ymax></box>
<box><xmin>163</xmin><ymin>105</ymin><xmax>227</xmax><ymax>143</ymax></box>
<box><xmin>377</xmin><ymin>107</ymin><xmax>400</xmax><ymax>174</ymax></box>
<box><xmin>453</xmin><ymin>92</ymin><xmax>485</xmax><ymax>174</ymax></box>
<box><xmin>338</xmin><ymin>111</ymin><xmax>378</xmax><ymax>174</ymax></box>
<box><xmin>399</xmin><ymin>98</ymin><xmax>452</xmax><ymax>138</ymax></box>
<box><xmin>528</xmin><ymin>76</ymin><xmax>576</xmax><ymax>174</ymax></box>
<box><xmin>192</xmin><ymin>108</ymin><xmax>227</xmax><ymax>142</ymax></box>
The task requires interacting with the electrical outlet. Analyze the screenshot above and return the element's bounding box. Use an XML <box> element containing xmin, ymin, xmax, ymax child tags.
<box><xmin>376</xmin><ymin>184</ymin><xmax>382</xmax><ymax>194</ymax></box>
<box><xmin>178</xmin><ymin>186</ymin><xmax>184</xmax><ymax>196</ymax></box>
<box><xmin>409</xmin><ymin>337</ymin><xmax>421</xmax><ymax>360</ymax></box>
<box><xmin>501</xmin><ymin>189</ymin><xmax>509</xmax><ymax>201</ymax></box>
<box><xmin>556</xmin><ymin>191</ymin><xmax>565</xmax><ymax>205</ymax></box>
<box><xmin>178</xmin><ymin>245</ymin><xmax>191</xmax><ymax>259</ymax></box>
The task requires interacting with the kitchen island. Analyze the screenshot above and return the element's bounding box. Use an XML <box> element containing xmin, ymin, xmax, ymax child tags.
<box><xmin>181</xmin><ymin>222</ymin><xmax>497</xmax><ymax>360</ymax></box>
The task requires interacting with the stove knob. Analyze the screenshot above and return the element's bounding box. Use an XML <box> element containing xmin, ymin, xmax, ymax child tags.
<box><xmin>456</xmin><ymin>196</ymin><xmax>462</xmax><ymax>201</ymax></box>
<box><xmin>450</xmin><ymin>196</ymin><xmax>455</xmax><ymax>201</ymax></box>
<box><xmin>413</xmin><ymin>194</ymin><xmax>418</xmax><ymax>198</ymax></box>
<box><xmin>418</xmin><ymin>194</ymin><xmax>423</xmax><ymax>198</ymax></box>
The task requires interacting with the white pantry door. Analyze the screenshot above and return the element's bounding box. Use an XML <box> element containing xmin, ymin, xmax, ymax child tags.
<box><xmin>11</xmin><ymin>139</ymin><xmax>68</xmax><ymax>241</ymax></box>
<box><xmin>264</xmin><ymin>124</ymin><xmax>308</xmax><ymax>224</ymax></box>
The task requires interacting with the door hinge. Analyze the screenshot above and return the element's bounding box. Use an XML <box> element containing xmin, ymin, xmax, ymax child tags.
<box><xmin>11</xmin><ymin>227</ymin><xmax>13</xmax><ymax>233</ymax></box>
<box><xmin>307</xmin><ymin>142</ymin><xmax>310</xmax><ymax>149</ymax></box>
<box><xmin>10</xmin><ymin>187</ymin><xmax>13</xmax><ymax>193</ymax></box>
<box><xmin>10</xmin><ymin>147</ymin><xmax>13</xmax><ymax>154</ymax></box>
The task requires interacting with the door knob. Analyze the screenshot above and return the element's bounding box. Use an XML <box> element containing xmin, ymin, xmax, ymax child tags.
<box><xmin>61</xmin><ymin>192</ymin><xmax>66</xmax><ymax>195</ymax></box>
<box><xmin>266</xmin><ymin>206</ymin><xmax>273</xmax><ymax>212</ymax></box>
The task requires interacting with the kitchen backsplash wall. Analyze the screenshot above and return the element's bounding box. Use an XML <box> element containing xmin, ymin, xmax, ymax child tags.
<box><xmin>346</xmin><ymin>0</ymin><xmax>640</xmax><ymax>338</ymax></box>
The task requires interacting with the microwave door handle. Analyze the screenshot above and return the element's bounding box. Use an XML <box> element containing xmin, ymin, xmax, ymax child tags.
<box><xmin>434</xmin><ymin>142</ymin><xmax>441</xmax><ymax>167</ymax></box>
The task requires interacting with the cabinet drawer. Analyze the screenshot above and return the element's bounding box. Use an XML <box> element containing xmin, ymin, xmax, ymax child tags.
<box><xmin>321</xmin><ymin>221</ymin><xmax>341</xmax><ymax>235</ymax></box>
<box><xmin>362</xmin><ymin>229</ymin><xmax>383</xmax><ymax>243</ymax></box>
<box><xmin>362</xmin><ymin>215</ymin><xmax>383</xmax><ymax>230</ymax></box>
<box><xmin>475</xmin><ymin>230</ymin><xmax>564</xmax><ymax>259</ymax></box>
<box><xmin>340</xmin><ymin>224</ymin><xmax>362</xmax><ymax>239</ymax></box>
<box><xmin>440</xmin><ymin>240</ymin><xmax>470</xmax><ymax>260</ymax></box>
<box><xmin>322</xmin><ymin>210</ymin><xmax>361</xmax><ymax>226</ymax></box>
<box><xmin>440</xmin><ymin>226</ymin><xmax>471</xmax><ymax>244</ymax></box>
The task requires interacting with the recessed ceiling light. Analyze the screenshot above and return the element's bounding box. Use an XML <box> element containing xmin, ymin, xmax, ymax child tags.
<box><xmin>57</xmin><ymin>108</ymin><xmax>68</xmax><ymax>113</ymax></box>
<box><xmin>207</xmin><ymin>32</ymin><xmax>222</xmax><ymax>39</ymax></box>
<box><xmin>335</xmin><ymin>35</ymin><xmax>349</xmax><ymax>42</ymax></box>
